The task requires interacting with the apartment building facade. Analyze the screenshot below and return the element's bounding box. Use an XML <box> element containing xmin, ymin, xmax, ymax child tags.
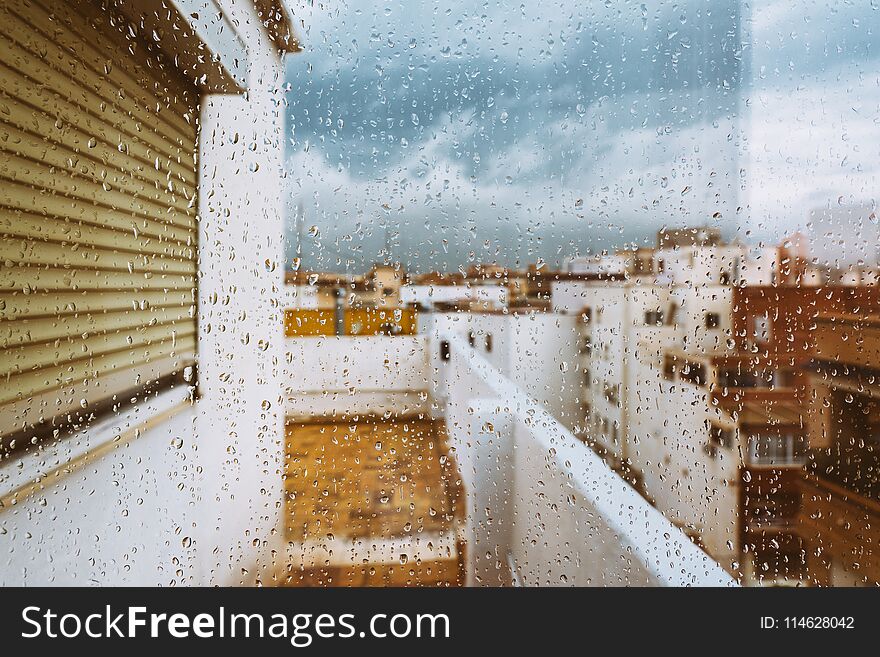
<box><xmin>799</xmin><ymin>310</ymin><xmax>880</xmax><ymax>585</ymax></box>
<box><xmin>553</xmin><ymin>230</ymin><xmax>879</xmax><ymax>583</ymax></box>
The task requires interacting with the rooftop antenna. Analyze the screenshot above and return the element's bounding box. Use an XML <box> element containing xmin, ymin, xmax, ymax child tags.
<box><xmin>383</xmin><ymin>221</ymin><xmax>392</xmax><ymax>267</ymax></box>
<box><xmin>295</xmin><ymin>200</ymin><xmax>304</xmax><ymax>267</ymax></box>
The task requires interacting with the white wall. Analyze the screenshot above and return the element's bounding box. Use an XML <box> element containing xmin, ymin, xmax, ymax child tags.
<box><xmin>195</xmin><ymin>0</ymin><xmax>287</xmax><ymax>585</ymax></box>
<box><xmin>422</xmin><ymin>311</ymin><xmax>580</xmax><ymax>430</ymax></box>
<box><xmin>672</xmin><ymin>285</ymin><xmax>733</xmax><ymax>353</ymax></box>
<box><xmin>507</xmin><ymin>313</ymin><xmax>580</xmax><ymax>429</ymax></box>
<box><xmin>401</xmin><ymin>285</ymin><xmax>507</xmax><ymax>307</ymax></box>
<box><xmin>439</xmin><ymin>334</ymin><xmax>735</xmax><ymax>587</ymax></box>
<box><xmin>629</xmin><ymin>371</ymin><xmax>740</xmax><ymax>568</ymax></box>
<box><xmin>282</xmin><ymin>284</ymin><xmax>321</xmax><ymax>309</ymax></box>
<box><xmin>579</xmin><ymin>285</ymin><xmax>628</xmax><ymax>458</ymax></box>
<box><xmin>284</xmin><ymin>336</ymin><xmax>430</xmax><ymax>417</ymax></box>
<box><xmin>551</xmin><ymin>280</ymin><xmax>591</xmax><ymax>313</ymax></box>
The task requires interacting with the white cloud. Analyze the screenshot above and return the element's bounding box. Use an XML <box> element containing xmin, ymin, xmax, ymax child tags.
<box><xmin>743</xmin><ymin>62</ymin><xmax>880</xmax><ymax>253</ymax></box>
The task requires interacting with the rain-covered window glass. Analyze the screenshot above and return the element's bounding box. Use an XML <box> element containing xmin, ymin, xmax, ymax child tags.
<box><xmin>0</xmin><ymin>0</ymin><xmax>877</xmax><ymax>591</ymax></box>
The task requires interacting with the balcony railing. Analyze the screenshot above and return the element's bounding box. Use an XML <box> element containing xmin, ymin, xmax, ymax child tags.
<box><xmin>438</xmin><ymin>332</ymin><xmax>736</xmax><ymax>587</ymax></box>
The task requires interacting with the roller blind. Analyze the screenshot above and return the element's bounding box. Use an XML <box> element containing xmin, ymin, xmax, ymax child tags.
<box><xmin>0</xmin><ymin>0</ymin><xmax>199</xmax><ymax>441</ymax></box>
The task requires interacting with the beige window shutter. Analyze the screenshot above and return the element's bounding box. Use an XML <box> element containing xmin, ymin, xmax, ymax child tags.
<box><xmin>0</xmin><ymin>0</ymin><xmax>199</xmax><ymax>443</ymax></box>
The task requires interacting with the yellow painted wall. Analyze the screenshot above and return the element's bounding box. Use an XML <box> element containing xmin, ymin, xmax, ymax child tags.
<box><xmin>284</xmin><ymin>307</ymin><xmax>417</xmax><ymax>336</ymax></box>
<box><xmin>284</xmin><ymin>309</ymin><xmax>336</xmax><ymax>336</ymax></box>
<box><xmin>345</xmin><ymin>308</ymin><xmax>417</xmax><ymax>336</ymax></box>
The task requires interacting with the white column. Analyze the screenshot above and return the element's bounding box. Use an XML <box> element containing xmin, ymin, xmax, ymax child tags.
<box><xmin>196</xmin><ymin>1</ymin><xmax>287</xmax><ymax>585</ymax></box>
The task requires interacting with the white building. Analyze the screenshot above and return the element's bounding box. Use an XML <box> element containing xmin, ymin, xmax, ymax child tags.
<box><xmin>550</xmin><ymin>239</ymin><xmax>823</xmax><ymax>579</ymax></box>
<box><xmin>550</xmin><ymin>242</ymin><xmax>749</xmax><ymax>572</ymax></box>
<box><xmin>400</xmin><ymin>284</ymin><xmax>508</xmax><ymax>310</ymax></box>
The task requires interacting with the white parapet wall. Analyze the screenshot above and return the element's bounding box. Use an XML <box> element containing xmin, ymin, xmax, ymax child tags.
<box><xmin>285</xmin><ymin>336</ymin><xmax>431</xmax><ymax>419</ymax></box>
<box><xmin>439</xmin><ymin>333</ymin><xmax>737</xmax><ymax>587</ymax></box>
<box><xmin>421</xmin><ymin>311</ymin><xmax>582</xmax><ymax>431</ymax></box>
<box><xmin>400</xmin><ymin>285</ymin><xmax>507</xmax><ymax>308</ymax></box>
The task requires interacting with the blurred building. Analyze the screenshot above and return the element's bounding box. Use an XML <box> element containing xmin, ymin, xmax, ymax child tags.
<box><xmin>800</xmin><ymin>310</ymin><xmax>880</xmax><ymax>585</ymax></box>
<box><xmin>551</xmin><ymin>229</ymin><xmax>880</xmax><ymax>584</ymax></box>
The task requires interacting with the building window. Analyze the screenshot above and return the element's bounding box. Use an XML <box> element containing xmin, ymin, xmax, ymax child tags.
<box><xmin>747</xmin><ymin>433</ymin><xmax>806</xmax><ymax>467</ymax></box>
<box><xmin>485</xmin><ymin>333</ymin><xmax>493</xmax><ymax>353</ymax></box>
<box><xmin>468</xmin><ymin>331</ymin><xmax>476</xmax><ymax>347</ymax></box>
<box><xmin>663</xmin><ymin>354</ymin><xmax>677</xmax><ymax>380</ymax></box>
<box><xmin>603</xmin><ymin>383</ymin><xmax>619</xmax><ymax>406</ymax></box>
<box><xmin>580</xmin><ymin>336</ymin><xmax>592</xmax><ymax>355</ymax></box>
<box><xmin>705</xmin><ymin>312</ymin><xmax>720</xmax><ymax>329</ymax></box>
<box><xmin>679</xmin><ymin>362</ymin><xmax>707</xmax><ymax>387</ymax></box>
<box><xmin>440</xmin><ymin>340</ymin><xmax>450</xmax><ymax>362</ymax></box>
<box><xmin>707</xmin><ymin>424</ymin><xmax>736</xmax><ymax>457</ymax></box>
<box><xmin>645</xmin><ymin>310</ymin><xmax>664</xmax><ymax>326</ymax></box>
<box><xmin>752</xmin><ymin>314</ymin><xmax>771</xmax><ymax>345</ymax></box>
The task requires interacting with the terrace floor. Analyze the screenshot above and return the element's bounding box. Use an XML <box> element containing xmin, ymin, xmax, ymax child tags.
<box><xmin>276</xmin><ymin>416</ymin><xmax>466</xmax><ymax>586</ymax></box>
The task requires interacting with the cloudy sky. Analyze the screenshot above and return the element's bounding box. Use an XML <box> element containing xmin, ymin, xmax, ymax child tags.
<box><xmin>283</xmin><ymin>0</ymin><xmax>878</xmax><ymax>272</ymax></box>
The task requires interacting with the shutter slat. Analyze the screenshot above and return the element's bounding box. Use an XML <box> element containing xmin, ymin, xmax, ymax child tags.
<box><xmin>0</xmin><ymin>36</ymin><xmax>196</xmax><ymax>173</ymax></box>
<box><xmin>0</xmin><ymin>150</ymin><xmax>196</xmax><ymax>231</ymax></box>
<box><xmin>24</xmin><ymin>0</ymin><xmax>197</xmax><ymax>129</ymax></box>
<box><xmin>0</xmin><ymin>66</ymin><xmax>196</xmax><ymax>188</ymax></box>
<box><xmin>2</xmin><ymin>322</ymin><xmax>197</xmax><ymax>380</ymax></box>
<box><xmin>0</xmin><ymin>119</ymin><xmax>195</xmax><ymax>216</ymax></box>
<box><xmin>0</xmin><ymin>334</ymin><xmax>197</xmax><ymax>405</ymax></box>
<box><xmin>1</xmin><ymin>304</ymin><xmax>194</xmax><ymax>347</ymax></box>
<box><xmin>0</xmin><ymin>265</ymin><xmax>194</xmax><ymax>293</ymax></box>
<box><xmin>10</xmin><ymin>0</ymin><xmax>197</xmax><ymax>141</ymax></box>
<box><xmin>0</xmin><ymin>209</ymin><xmax>196</xmax><ymax>259</ymax></box>
<box><xmin>0</xmin><ymin>180</ymin><xmax>197</xmax><ymax>244</ymax></box>
<box><xmin>0</xmin><ymin>5</ymin><xmax>196</xmax><ymax>165</ymax></box>
<box><xmin>1</xmin><ymin>289</ymin><xmax>195</xmax><ymax>320</ymax></box>
<box><xmin>0</xmin><ymin>239</ymin><xmax>197</xmax><ymax>276</ymax></box>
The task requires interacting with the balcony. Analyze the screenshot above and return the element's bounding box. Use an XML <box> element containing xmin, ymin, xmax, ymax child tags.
<box><xmin>278</xmin><ymin>322</ymin><xmax>735</xmax><ymax>586</ymax></box>
<box><xmin>814</xmin><ymin>313</ymin><xmax>880</xmax><ymax>371</ymax></box>
<box><xmin>279</xmin><ymin>416</ymin><xmax>465</xmax><ymax>586</ymax></box>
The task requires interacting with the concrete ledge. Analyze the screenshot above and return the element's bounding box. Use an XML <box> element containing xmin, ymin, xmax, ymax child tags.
<box><xmin>117</xmin><ymin>0</ymin><xmax>249</xmax><ymax>92</ymax></box>
<box><xmin>285</xmin><ymin>391</ymin><xmax>430</xmax><ymax>420</ymax></box>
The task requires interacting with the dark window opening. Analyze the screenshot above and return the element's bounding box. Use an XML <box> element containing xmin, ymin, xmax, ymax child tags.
<box><xmin>679</xmin><ymin>362</ymin><xmax>707</xmax><ymax>387</ymax></box>
<box><xmin>663</xmin><ymin>354</ymin><xmax>676</xmax><ymax>380</ymax></box>
<box><xmin>645</xmin><ymin>310</ymin><xmax>664</xmax><ymax>326</ymax></box>
<box><xmin>440</xmin><ymin>340</ymin><xmax>450</xmax><ymax>362</ymax></box>
<box><xmin>709</xmin><ymin>424</ymin><xmax>735</xmax><ymax>451</ymax></box>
